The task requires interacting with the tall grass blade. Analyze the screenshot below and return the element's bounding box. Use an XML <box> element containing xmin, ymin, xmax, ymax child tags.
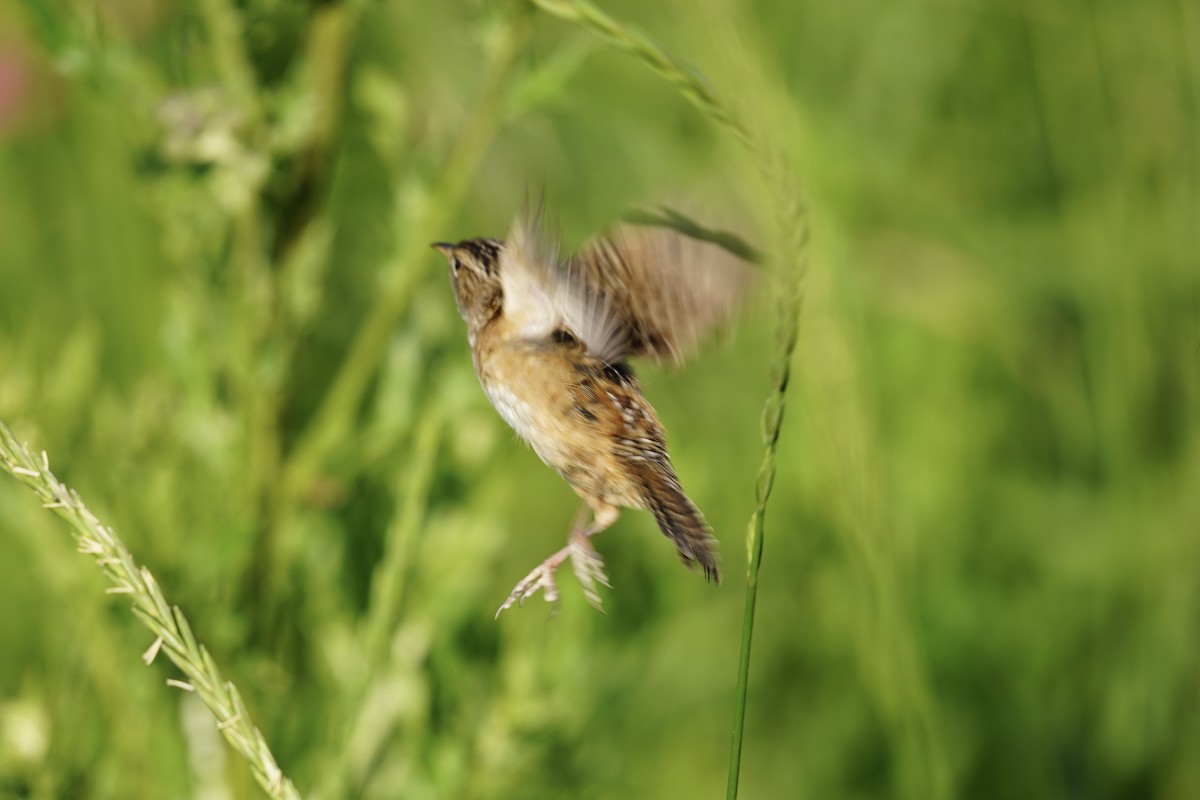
<box><xmin>527</xmin><ymin>2</ymin><xmax>808</xmax><ymax>796</ymax></box>
<box><xmin>0</xmin><ymin>422</ymin><xmax>302</xmax><ymax>800</ymax></box>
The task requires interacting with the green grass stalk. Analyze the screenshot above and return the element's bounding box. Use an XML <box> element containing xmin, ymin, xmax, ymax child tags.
<box><xmin>526</xmin><ymin>2</ymin><xmax>807</xmax><ymax>796</ymax></box>
<box><xmin>318</xmin><ymin>406</ymin><xmax>444</xmax><ymax>796</ymax></box>
<box><xmin>0</xmin><ymin>422</ymin><xmax>301</xmax><ymax>800</ymax></box>
<box><xmin>281</xmin><ymin>8</ymin><xmax>533</xmax><ymax>502</ymax></box>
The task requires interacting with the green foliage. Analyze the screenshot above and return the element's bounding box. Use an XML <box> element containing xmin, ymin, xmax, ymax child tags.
<box><xmin>0</xmin><ymin>0</ymin><xmax>1197</xmax><ymax>799</ymax></box>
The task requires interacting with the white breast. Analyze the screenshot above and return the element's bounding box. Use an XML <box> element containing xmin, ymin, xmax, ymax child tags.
<box><xmin>483</xmin><ymin>379</ymin><xmax>540</xmax><ymax>445</ymax></box>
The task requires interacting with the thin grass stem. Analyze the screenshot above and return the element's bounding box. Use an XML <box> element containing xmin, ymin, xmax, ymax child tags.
<box><xmin>0</xmin><ymin>422</ymin><xmax>302</xmax><ymax>800</ymax></box>
<box><xmin>318</xmin><ymin>405</ymin><xmax>444</xmax><ymax>796</ymax></box>
<box><xmin>281</xmin><ymin>8</ymin><xmax>533</xmax><ymax>502</ymax></box>
<box><xmin>526</xmin><ymin>2</ymin><xmax>807</xmax><ymax>796</ymax></box>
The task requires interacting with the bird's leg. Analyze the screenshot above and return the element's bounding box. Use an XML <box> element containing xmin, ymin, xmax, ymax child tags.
<box><xmin>568</xmin><ymin>504</ymin><xmax>616</xmax><ymax>612</ymax></box>
<box><xmin>495</xmin><ymin>502</ymin><xmax>619</xmax><ymax>618</ymax></box>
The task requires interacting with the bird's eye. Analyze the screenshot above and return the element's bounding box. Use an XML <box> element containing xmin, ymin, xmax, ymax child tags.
<box><xmin>452</xmin><ymin>259</ymin><xmax>462</xmax><ymax>274</ymax></box>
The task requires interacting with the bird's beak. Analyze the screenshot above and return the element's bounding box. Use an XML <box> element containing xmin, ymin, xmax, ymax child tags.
<box><xmin>431</xmin><ymin>242</ymin><xmax>455</xmax><ymax>258</ymax></box>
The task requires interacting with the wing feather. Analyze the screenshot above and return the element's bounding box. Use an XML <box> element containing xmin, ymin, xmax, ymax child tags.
<box><xmin>497</xmin><ymin>214</ymin><xmax>561</xmax><ymax>339</ymax></box>
<box><xmin>501</xmin><ymin>209</ymin><xmax>756</xmax><ymax>365</ymax></box>
<box><xmin>570</xmin><ymin>213</ymin><xmax>757</xmax><ymax>363</ymax></box>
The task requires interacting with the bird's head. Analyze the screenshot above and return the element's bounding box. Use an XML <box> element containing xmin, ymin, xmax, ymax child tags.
<box><xmin>432</xmin><ymin>238</ymin><xmax>504</xmax><ymax>330</ymax></box>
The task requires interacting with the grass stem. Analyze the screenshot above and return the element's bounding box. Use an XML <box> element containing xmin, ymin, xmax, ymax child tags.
<box><xmin>0</xmin><ymin>422</ymin><xmax>302</xmax><ymax>800</ymax></box>
<box><xmin>526</xmin><ymin>2</ymin><xmax>807</xmax><ymax>796</ymax></box>
<box><xmin>281</xmin><ymin>8</ymin><xmax>532</xmax><ymax>501</ymax></box>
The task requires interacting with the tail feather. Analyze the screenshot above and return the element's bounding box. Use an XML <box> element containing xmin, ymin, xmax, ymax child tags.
<box><xmin>643</xmin><ymin>472</ymin><xmax>721</xmax><ymax>584</ymax></box>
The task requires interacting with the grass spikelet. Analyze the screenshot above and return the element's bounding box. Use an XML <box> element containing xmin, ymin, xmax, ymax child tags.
<box><xmin>0</xmin><ymin>422</ymin><xmax>302</xmax><ymax>800</ymax></box>
<box><xmin>527</xmin><ymin>2</ymin><xmax>808</xmax><ymax>796</ymax></box>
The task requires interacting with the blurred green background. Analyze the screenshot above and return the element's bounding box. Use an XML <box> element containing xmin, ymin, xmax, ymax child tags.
<box><xmin>1</xmin><ymin>0</ymin><xmax>1197</xmax><ymax>798</ymax></box>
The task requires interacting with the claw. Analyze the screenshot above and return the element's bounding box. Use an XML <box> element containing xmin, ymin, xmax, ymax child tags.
<box><xmin>495</xmin><ymin>562</ymin><xmax>561</xmax><ymax>618</ymax></box>
<box><xmin>569</xmin><ymin>537</ymin><xmax>611</xmax><ymax>612</ymax></box>
<box><xmin>495</xmin><ymin>505</ymin><xmax>617</xmax><ymax>617</ymax></box>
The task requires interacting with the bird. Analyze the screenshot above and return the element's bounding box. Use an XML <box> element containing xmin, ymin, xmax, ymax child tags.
<box><xmin>433</xmin><ymin>209</ymin><xmax>754</xmax><ymax>616</ymax></box>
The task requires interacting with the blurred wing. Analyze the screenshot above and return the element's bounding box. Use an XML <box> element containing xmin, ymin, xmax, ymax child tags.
<box><xmin>569</xmin><ymin>212</ymin><xmax>757</xmax><ymax>364</ymax></box>
<box><xmin>501</xmin><ymin>209</ymin><xmax>757</xmax><ymax>365</ymax></box>
<box><xmin>500</xmin><ymin>213</ymin><xmax>631</xmax><ymax>362</ymax></box>
<box><xmin>497</xmin><ymin>214</ymin><xmax>562</xmax><ymax>340</ymax></box>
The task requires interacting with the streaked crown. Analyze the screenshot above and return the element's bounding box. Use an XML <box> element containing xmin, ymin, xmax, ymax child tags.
<box><xmin>433</xmin><ymin>238</ymin><xmax>504</xmax><ymax>328</ymax></box>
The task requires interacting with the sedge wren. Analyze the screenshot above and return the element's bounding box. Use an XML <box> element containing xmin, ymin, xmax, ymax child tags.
<box><xmin>434</xmin><ymin>211</ymin><xmax>753</xmax><ymax>616</ymax></box>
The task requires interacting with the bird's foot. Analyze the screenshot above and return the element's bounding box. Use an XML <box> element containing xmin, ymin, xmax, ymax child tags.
<box><xmin>494</xmin><ymin>534</ymin><xmax>611</xmax><ymax>617</ymax></box>
<box><xmin>495</xmin><ymin>555</ymin><xmax>565</xmax><ymax>618</ymax></box>
<box><xmin>569</xmin><ymin>536</ymin><xmax>611</xmax><ymax>612</ymax></box>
